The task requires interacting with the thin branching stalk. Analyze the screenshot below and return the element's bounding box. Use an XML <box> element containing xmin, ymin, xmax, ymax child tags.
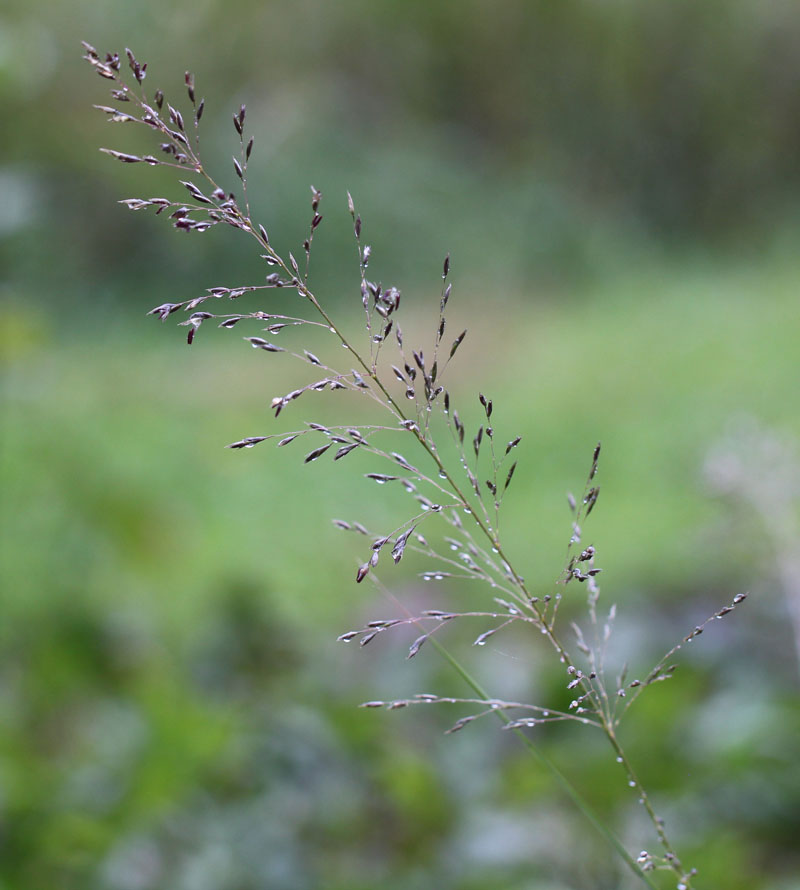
<box><xmin>84</xmin><ymin>43</ymin><xmax>751</xmax><ymax>889</ymax></box>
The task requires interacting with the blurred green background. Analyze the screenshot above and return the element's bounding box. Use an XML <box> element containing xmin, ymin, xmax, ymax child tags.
<box><xmin>2</xmin><ymin>1</ymin><xmax>800</xmax><ymax>888</ymax></box>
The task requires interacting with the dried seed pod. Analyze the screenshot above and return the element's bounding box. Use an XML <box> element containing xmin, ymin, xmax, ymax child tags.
<box><xmin>218</xmin><ymin>316</ymin><xmax>244</xmax><ymax>328</ymax></box>
<box><xmin>356</xmin><ymin>563</ymin><xmax>370</xmax><ymax>584</ymax></box>
<box><xmin>473</xmin><ymin>426</ymin><xmax>484</xmax><ymax>458</ymax></box>
<box><xmin>474</xmin><ymin>628</ymin><xmax>499</xmax><ymax>646</ymax></box>
<box><xmin>391</xmin><ymin>526</ymin><xmax>415</xmax><ymax>563</ymax></box>
<box><xmin>147</xmin><ymin>302</ymin><xmax>180</xmax><ymax>320</ymax></box>
<box><xmin>226</xmin><ymin>436</ymin><xmax>267</xmax><ymax>449</ymax></box>
<box><xmin>449</xmin><ymin>330</ymin><xmax>467</xmax><ymax>359</ymax></box>
<box><xmin>100</xmin><ymin>148</ymin><xmax>143</xmax><ymax>163</ymax></box>
<box><xmin>119</xmin><ymin>198</ymin><xmax>151</xmax><ymax>210</ymax></box>
<box><xmin>503</xmin><ymin>461</ymin><xmax>518</xmax><ymax>492</ymax></box>
<box><xmin>304</xmin><ymin>443</ymin><xmax>332</xmax><ymax>463</ymax></box>
<box><xmin>334</xmin><ymin>443</ymin><xmax>360</xmax><ymax>460</ymax></box>
<box><xmin>181</xmin><ymin>180</ymin><xmax>210</xmax><ymax>203</ymax></box>
<box><xmin>244</xmin><ymin>337</ymin><xmax>284</xmax><ymax>352</ymax></box>
<box><xmin>446</xmin><ymin>715</ymin><xmax>478</xmax><ymax>734</ymax></box>
<box><xmin>169</xmin><ymin>105</ymin><xmax>185</xmax><ymax>131</ymax></box>
<box><xmin>407</xmin><ymin>634</ymin><xmax>428</xmax><ymax>659</ymax></box>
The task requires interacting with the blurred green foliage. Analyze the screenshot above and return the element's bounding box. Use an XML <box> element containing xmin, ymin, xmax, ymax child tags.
<box><xmin>4</xmin><ymin>0</ymin><xmax>800</xmax><ymax>312</ymax></box>
<box><xmin>2</xmin><ymin>2</ymin><xmax>800</xmax><ymax>889</ymax></box>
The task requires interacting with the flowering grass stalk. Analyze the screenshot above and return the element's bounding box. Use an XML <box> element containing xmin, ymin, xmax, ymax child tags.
<box><xmin>83</xmin><ymin>42</ymin><xmax>749</xmax><ymax>889</ymax></box>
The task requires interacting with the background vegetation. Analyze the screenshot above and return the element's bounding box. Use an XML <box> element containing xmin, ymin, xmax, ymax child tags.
<box><xmin>1</xmin><ymin>1</ymin><xmax>799</xmax><ymax>888</ymax></box>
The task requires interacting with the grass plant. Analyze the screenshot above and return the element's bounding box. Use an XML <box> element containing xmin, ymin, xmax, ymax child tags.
<box><xmin>83</xmin><ymin>42</ymin><xmax>751</xmax><ymax>889</ymax></box>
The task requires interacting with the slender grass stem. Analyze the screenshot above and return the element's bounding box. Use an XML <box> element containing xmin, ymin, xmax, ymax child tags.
<box><xmin>428</xmin><ymin>637</ymin><xmax>661</xmax><ymax>890</ymax></box>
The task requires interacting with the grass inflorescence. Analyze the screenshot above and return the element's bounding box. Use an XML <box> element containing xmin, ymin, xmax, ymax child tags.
<box><xmin>83</xmin><ymin>41</ymin><xmax>751</xmax><ymax>889</ymax></box>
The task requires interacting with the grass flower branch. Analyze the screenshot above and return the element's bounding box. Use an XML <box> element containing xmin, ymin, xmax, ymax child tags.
<box><xmin>84</xmin><ymin>42</ymin><xmax>750</xmax><ymax>889</ymax></box>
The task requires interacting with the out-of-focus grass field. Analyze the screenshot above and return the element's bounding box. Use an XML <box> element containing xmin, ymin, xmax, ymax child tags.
<box><xmin>2</xmin><ymin>2</ymin><xmax>800</xmax><ymax>888</ymax></box>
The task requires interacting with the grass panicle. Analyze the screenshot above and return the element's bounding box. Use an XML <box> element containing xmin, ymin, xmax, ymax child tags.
<box><xmin>84</xmin><ymin>41</ymin><xmax>752</xmax><ymax>889</ymax></box>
